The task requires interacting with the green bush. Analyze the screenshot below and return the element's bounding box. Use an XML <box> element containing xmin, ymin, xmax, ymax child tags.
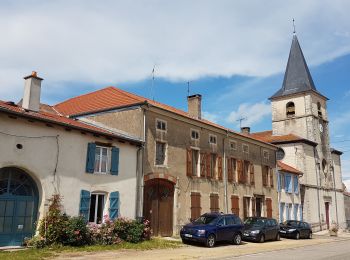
<box><xmin>64</xmin><ymin>216</ymin><xmax>91</xmax><ymax>246</ymax></box>
<box><xmin>25</xmin><ymin>235</ymin><xmax>46</xmax><ymax>248</ymax></box>
<box><xmin>114</xmin><ymin>218</ymin><xmax>144</xmax><ymax>243</ymax></box>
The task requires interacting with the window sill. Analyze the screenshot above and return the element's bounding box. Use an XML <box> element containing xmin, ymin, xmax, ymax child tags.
<box><xmin>93</xmin><ymin>172</ymin><xmax>109</xmax><ymax>175</ymax></box>
<box><xmin>155</xmin><ymin>165</ymin><xmax>168</xmax><ymax>168</ymax></box>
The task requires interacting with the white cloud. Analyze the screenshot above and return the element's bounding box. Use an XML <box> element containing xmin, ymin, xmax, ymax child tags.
<box><xmin>344</xmin><ymin>179</ymin><xmax>350</xmax><ymax>191</ymax></box>
<box><xmin>202</xmin><ymin>111</ymin><xmax>220</xmax><ymax>123</ymax></box>
<box><xmin>1</xmin><ymin>1</ymin><xmax>350</xmax><ymax>101</ymax></box>
<box><xmin>226</xmin><ymin>101</ymin><xmax>271</xmax><ymax>128</ymax></box>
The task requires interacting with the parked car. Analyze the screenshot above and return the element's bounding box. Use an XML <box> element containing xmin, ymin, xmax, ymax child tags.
<box><xmin>279</xmin><ymin>220</ymin><xmax>312</xmax><ymax>239</ymax></box>
<box><xmin>180</xmin><ymin>213</ymin><xmax>244</xmax><ymax>247</ymax></box>
<box><xmin>242</xmin><ymin>217</ymin><xmax>280</xmax><ymax>243</ymax></box>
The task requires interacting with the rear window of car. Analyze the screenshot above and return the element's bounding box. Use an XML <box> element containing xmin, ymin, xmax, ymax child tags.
<box><xmin>193</xmin><ymin>215</ymin><xmax>218</xmax><ymax>225</ymax></box>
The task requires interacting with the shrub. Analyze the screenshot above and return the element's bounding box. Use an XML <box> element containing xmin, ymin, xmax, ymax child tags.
<box><xmin>89</xmin><ymin>215</ymin><xmax>121</xmax><ymax>245</ymax></box>
<box><xmin>64</xmin><ymin>216</ymin><xmax>91</xmax><ymax>246</ymax></box>
<box><xmin>142</xmin><ymin>219</ymin><xmax>152</xmax><ymax>240</ymax></box>
<box><xmin>25</xmin><ymin>235</ymin><xmax>46</xmax><ymax>248</ymax></box>
<box><xmin>114</xmin><ymin>217</ymin><xmax>144</xmax><ymax>243</ymax></box>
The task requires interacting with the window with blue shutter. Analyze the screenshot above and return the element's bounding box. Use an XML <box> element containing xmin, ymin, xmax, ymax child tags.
<box><xmin>279</xmin><ymin>203</ymin><xmax>285</xmax><ymax>223</ymax></box>
<box><xmin>294</xmin><ymin>175</ymin><xmax>299</xmax><ymax>194</ymax></box>
<box><xmin>285</xmin><ymin>174</ymin><xmax>292</xmax><ymax>193</ymax></box>
<box><xmin>86</xmin><ymin>143</ymin><xmax>96</xmax><ymax>173</ymax></box>
<box><xmin>110</xmin><ymin>147</ymin><xmax>120</xmax><ymax>175</ymax></box>
<box><xmin>109</xmin><ymin>191</ymin><xmax>119</xmax><ymax>220</ymax></box>
<box><xmin>294</xmin><ymin>204</ymin><xmax>298</xmax><ymax>220</ymax></box>
<box><xmin>79</xmin><ymin>190</ymin><xmax>91</xmax><ymax>222</ymax></box>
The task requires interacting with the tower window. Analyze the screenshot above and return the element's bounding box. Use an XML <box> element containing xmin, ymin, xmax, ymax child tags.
<box><xmin>286</xmin><ymin>102</ymin><xmax>295</xmax><ymax>117</ymax></box>
<box><xmin>317</xmin><ymin>102</ymin><xmax>322</xmax><ymax>118</ymax></box>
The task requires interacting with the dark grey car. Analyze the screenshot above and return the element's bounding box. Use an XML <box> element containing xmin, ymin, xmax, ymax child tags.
<box><xmin>242</xmin><ymin>217</ymin><xmax>280</xmax><ymax>243</ymax></box>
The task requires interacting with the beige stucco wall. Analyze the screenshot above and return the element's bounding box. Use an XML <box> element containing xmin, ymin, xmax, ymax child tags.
<box><xmin>0</xmin><ymin>113</ymin><xmax>139</xmax><ymax>223</ymax></box>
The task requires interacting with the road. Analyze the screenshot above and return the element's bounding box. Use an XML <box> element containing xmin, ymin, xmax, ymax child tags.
<box><xmin>212</xmin><ymin>239</ymin><xmax>350</xmax><ymax>260</ymax></box>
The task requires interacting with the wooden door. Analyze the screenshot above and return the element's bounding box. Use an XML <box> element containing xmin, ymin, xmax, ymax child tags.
<box><xmin>325</xmin><ymin>202</ymin><xmax>330</xmax><ymax>229</ymax></box>
<box><xmin>266</xmin><ymin>198</ymin><xmax>272</xmax><ymax>218</ymax></box>
<box><xmin>143</xmin><ymin>179</ymin><xmax>174</xmax><ymax>237</ymax></box>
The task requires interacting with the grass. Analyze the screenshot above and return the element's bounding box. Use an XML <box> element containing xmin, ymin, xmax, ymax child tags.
<box><xmin>0</xmin><ymin>238</ymin><xmax>183</xmax><ymax>260</ymax></box>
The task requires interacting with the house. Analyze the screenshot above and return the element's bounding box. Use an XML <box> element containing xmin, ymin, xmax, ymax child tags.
<box><xmin>250</xmin><ymin>34</ymin><xmax>347</xmax><ymax>231</ymax></box>
<box><xmin>344</xmin><ymin>191</ymin><xmax>350</xmax><ymax>229</ymax></box>
<box><xmin>53</xmin><ymin>86</ymin><xmax>278</xmax><ymax>236</ymax></box>
<box><xmin>0</xmin><ymin>72</ymin><xmax>142</xmax><ymax>246</ymax></box>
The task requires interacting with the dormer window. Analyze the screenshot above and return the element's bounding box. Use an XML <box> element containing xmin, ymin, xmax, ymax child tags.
<box><xmin>317</xmin><ymin>102</ymin><xmax>322</xmax><ymax>118</ymax></box>
<box><xmin>286</xmin><ymin>102</ymin><xmax>295</xmax><ymax>117</ymax></box>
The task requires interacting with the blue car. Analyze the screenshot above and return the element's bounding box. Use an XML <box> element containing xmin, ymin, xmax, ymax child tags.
<box><xmin>180</xmin><ymin>213</ymin><xmax>244</xmax><ymax>247</ymax></box>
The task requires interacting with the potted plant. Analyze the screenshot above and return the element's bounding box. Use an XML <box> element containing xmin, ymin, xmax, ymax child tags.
<box><xmin>329</xmin><ymin>221</ymin><xmax>339</xmax><ymax>236</ymax></box>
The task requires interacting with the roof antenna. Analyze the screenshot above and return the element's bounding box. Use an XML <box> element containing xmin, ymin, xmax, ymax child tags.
<box><xmin>151</xmin><ymin>64</ymin><xmax>156</xmax><ymax>101</ymax></box>
<box><xmin>292</xmin><ymin>18</ymin><xmax>296</xmax><ymax>34</ymax></box>
<box><xmin>236</xmin><ymin>117</ymin><xmax>247</xmax><ymax>128</ymax></box>
<box><xmin>187</xmin><ymin>81</ymin><xmax>190</xmax><ymax>97</ymax></box>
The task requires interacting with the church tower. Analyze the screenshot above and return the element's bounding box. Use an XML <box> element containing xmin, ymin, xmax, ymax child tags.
<box><xmin>270</xmin><ymin>34</ymin><xmax>331</xmax><ymax>177</ymax></box>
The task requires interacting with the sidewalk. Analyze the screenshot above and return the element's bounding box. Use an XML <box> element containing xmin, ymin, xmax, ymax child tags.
<box><xmin>314</xmin><ymin>229</ymin><xmax>350</xmax><ymax>239</ymax></box>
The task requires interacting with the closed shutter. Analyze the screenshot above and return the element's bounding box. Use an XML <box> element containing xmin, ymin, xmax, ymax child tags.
<box><xmin>186</xmin><ymin>148</ymin><xmax>192</xmax><ymax>177</ymax></box>
<box><xmin>227</xmin><ymin>158</ymin><xmax>233</xmax><ymax>182</ymax></box>
<box><xmin>252</xmin><ymin>197</ymin><xmax>256</xmax><ymax>217</ymax></box>
<box><xmin>206</xmin><ymin>153</ymin><xmax>211</xmax><ymax>178</ymax></box>
<box><xmin>191</xmin><ymin>192</ymin><xmax>201</xmax><ymax>221</ymax></box>
<box><xmin>237</xmin><ymin>160</ymin><xmax>243</xmax><ymax>183</ymax></box>
<box><xmin>267</xmin><ymin>198</ymin><xmax>272</xmax><ymax>218</ymax></box>
<box><xmin>294</xmin><ymin>175</ymin><xmax>299</xmax><ymax>194</ymax></box>
<box><xmin>279</xmin><ymin>203</ymin><xmax>284</xmax><ymax>223</ymax></box>
<box><xmin>79</xmin><ymin>190</ymin><xmax>91</xmax><ymax>222</ymax></box>
<box><xmin>210</xmin><ymin>194</ymin><xmax>219</xmax><ymax>212</ymax></box>
<box><xmin>286</xmin><ymin>204</ymin><xmax>290</xmax><ymax>220</ymax></box>
<box><xmin>231</xmin><ymin>195</ymin><xmax>239</xmax><ymax>215</ymax></box>
<box><xmin>250</xmin><ymin>164</ymin><xmax>255</xmax><ymax>185</ymax></box>
<box><xmin>86</xmin><ymin>143</ymin><xmax>96</xmax><ymax>173</ymax></box>
<box><xmin>218</xmin><ymin>156</ymin><xmax>223</xmax><ymax>180</ymax></box>
<box><xmin>109</xmin><ymin>191</ymin><xmax>119</xmax><ymax>220</ymax></box>
<box><xmin>200</xmin><ymin>153</ymin><xmax>206</xmax><ymax>177</ymax></box>
<box><xmin>110</xmin><ymin>147</ymin><xmax>120</xmax><ymax>175</ymax></box>
<box><xmin>293</xmin><ymin>204</ymin><xmax>298</xmax><ymax>220</ymax></box>
<box><xmin>269</xmin><ymin>168</ymin><xmax>274</xmax><ymax>187</ymax></box>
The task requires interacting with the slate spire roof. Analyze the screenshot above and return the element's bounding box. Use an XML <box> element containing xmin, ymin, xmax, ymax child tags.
<box><xmin>270</xmin><ymin>34</ymin><xmax>325</xmax><ymax>100</ymax></box>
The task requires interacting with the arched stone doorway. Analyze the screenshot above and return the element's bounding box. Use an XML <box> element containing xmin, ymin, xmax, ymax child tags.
<box><xmin>143</xmin><ymin>177</ymin><xmax>175</xmax><ymax>237</ymax></box>
<box><xmin>0</xmin><ymin>167</ymin><xmax>39</xmax><ymax>246</ymax></box>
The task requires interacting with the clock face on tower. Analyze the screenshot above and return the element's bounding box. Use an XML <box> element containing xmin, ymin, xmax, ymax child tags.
<box><xmin>319</xmin><ymin>123</ymin><xmax>323</xmax><ymax>133</ymax></box>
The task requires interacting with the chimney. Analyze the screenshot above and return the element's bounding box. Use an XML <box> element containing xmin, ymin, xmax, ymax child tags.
<box><xmin>187</xmin><ymin>94</ymin><xmax>202</xmax><ymax>119</ymax></box>
<box><xmin>241</xmin><ymin>126</ymin><xmax>250</xmax><ymax>135</ymax></box>
<box><xmin>22</xmin><ymin>71</ymin><xmax>43</xmax><ymax>112</ymax></box>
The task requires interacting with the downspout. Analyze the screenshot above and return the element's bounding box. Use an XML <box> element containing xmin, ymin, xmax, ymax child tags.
<box><xmin>223</xmin><ymin>130</ymin><xmax>228</xmax><ymax>213</ymax></box>
<box><xmin>331</xmin><ymin>160</ymin><xmax>339</xmax><ymax>225</ymax></box>
<box><xmin>135</xmin><ymin>145</ymin><xmax>143</xmax><ymax>218</ymax></box>
<box><xmin>313</xmin><ymin>146</ymin><xmax>322</xmax><ymax>230</ymax></box>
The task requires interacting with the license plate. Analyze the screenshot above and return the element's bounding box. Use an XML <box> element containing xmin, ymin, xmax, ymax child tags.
<box><xmin>184</xmin><ymin>234</ymin><xmax>192</xmax><ymax>238</ymax></box>
<box><xmin>280</xmin><ymin>230</ymin><xmax>286</xmax><ymax>233</ymax></box>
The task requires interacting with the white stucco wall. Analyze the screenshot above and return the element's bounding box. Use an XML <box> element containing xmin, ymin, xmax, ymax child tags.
<box><xmin>0</xmin><ymin>113</ymin><xmax>139</xmax><ymax>223</ymax></box>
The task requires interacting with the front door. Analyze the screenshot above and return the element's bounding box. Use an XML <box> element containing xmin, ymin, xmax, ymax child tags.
<box><xmin>0</xmin><ymin>167</ymin><xmax>39</xmax><ymax>246</ymax></box>
<box><xmin>325</xmin><ymin>202</ymin><xmax>330</xmax><ymax>229</ymax></box>
<box><xmin>144</xmin><ymin>179</ymin><xmax>174</xmax><ymax>236</ymax></box>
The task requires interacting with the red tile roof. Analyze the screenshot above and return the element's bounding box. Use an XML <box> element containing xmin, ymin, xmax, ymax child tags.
<box><xmin>277</xmin><ymin>161</ymin><xmax>303</xmax><ymax>175</ymax></box>
<box><xmin>250</xmin><ymin>130</ymin><xmax>317</xmax><ymax>146</ymax></box>
<box><xmin>54</xmin><ymin>87</ymin><xmax>276</xmax><ymax>147</ymax></box>
<box><xmin>0</xmin><ymin>100</ymin><xmax>141</xmax><ymax>144</ymax></box>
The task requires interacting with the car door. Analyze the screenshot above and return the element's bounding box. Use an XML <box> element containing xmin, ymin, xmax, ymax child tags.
<box><xmin>265</xmin><ymin>219</ymin><xmax>276</xmax><ymax>240</ymax></box>
<box><xmin>225</xmin><ymin>216</ymin><xmax>239</xmax><ymax>240</ymax></box>
<box><xmin>216</xmin><ymin>217</ymin><xmax>227</xmax><ymax>241</ymax></box>
<box><xmin>301</xmin><ymin>222</ymin><xmax>308</xmax><ymax>238</ymax></box>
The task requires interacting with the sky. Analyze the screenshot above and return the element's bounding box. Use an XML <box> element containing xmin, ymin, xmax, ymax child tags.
<box><xmin>0</xmin><ymin>0</ymin><xmax>350</xmax><ymax>187</ymax></box>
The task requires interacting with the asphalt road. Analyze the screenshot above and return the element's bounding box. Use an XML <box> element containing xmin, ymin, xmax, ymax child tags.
<box><xmin>212</xmin><ymin>239</ymin><xmax>350</xmax><ymax>260</ymax></box>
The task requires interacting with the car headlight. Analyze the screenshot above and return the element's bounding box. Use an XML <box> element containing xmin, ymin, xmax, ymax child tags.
<box><xmin>197</xmin><ymin>229</ymin><xmax>206</xmax><ymax>235</ymax></box>
<box><xmin>288</xmin><ymin>229</ymin><xmax>296</xmax><ymax>232</ymax></box>
<box><xmin>250</xmin><ymin>230</ymin><xmax>260</xmax><ymax>234</ymax></box>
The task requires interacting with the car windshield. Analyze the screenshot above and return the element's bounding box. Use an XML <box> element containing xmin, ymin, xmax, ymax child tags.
<box><xmin>193</xmin><ymin>215</ymin><xmax>218</xmax><ymax>225</ymax></box>
<box><xmin>244</xmin><ymin>218</ymin><xmax>266</xmax><ymax>227</ymax></box>
<box><xmin>283</xmin><ymin>221</ymin><xmax>298</xmax><ymax>227</ymax></box>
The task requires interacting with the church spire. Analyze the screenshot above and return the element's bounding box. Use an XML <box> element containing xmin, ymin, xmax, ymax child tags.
<box><xmin>270</xmin><ymin>34</ymin><xmax>323</xmax><ymax>100</ymax></box>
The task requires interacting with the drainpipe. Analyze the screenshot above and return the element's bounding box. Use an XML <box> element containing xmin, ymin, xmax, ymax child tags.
<box><xmin>313</xmin><ymin>146</ymin><xmax>322</xmax><ymax>231</ymax></box>
<box><xmin>223</xmin><ymin>130</ymin><xmax>228</xmax><ymax>213</ymax></box>
<box><xmin>331</xmin><ymin>160</ymin><xmax>339</xmax><ymax>225</ymax></box>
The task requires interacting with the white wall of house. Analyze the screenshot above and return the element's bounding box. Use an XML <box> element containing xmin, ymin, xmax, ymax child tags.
<box><xmin>0</xmin><ymin>113</ymin><xmax>139</xmax><ymax>223</ymax></box>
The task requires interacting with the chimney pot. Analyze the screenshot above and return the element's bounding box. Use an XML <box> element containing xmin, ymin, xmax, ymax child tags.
<box><xmin>187</xmin><ymin>94</ymin><xmax>202</xmax><ymax>119</ymax></box>
<box><xmin>241</xmin><ymin>126</ymin><xmax>251</xmax><ymax>135</ymax></box>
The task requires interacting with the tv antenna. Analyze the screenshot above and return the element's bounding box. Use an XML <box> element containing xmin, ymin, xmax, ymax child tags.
<box><xmin>236</xmin><ymin>117</ymin><xmax>247</xmax><ymax>128</ymax></box>
<box><xmin>151</xmin><ymin>64</ymin><xmax>156</xmax><ymax>101</ymax></box>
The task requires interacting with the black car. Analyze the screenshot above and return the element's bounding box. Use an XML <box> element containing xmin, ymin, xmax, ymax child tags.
<box><xmin>180</xmin><ymin>213</ymin><xmax>244</xmax><ymax>247</ymax></box>
<box><xmin>242</xmin><ymin>217</ymin><xmax>280</xmax><ymax>243</ymax></box>
<box><xmin>279</xmin><ymin>220</ymin><xmax>312</xmax><ymax>239</ymax></box>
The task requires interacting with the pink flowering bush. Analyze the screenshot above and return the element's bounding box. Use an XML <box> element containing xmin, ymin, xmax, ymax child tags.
<box><xmin>142</xmin><ymin>219</ymin><xmax>152</xmax><ymax>240</ymax></box>
<box><xmin>89</xmin><ymin>215</ymin><xmax>121</xmax><ymax>245</ymax></box>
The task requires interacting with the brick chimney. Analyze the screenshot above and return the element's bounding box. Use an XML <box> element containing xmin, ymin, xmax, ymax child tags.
<box><xmin>22</xmin><ymin>71</ymin><xmax>43</xmax><ymax>112</ymax></box>
<box><xmin>187</xmin><ymin>94</ymin><xmax>202</xmax><ymax>119</ymax></box>
<box><xmin>241</xmin><ymin>127</ymin><xmax>250</xmax><ymax>135</ymax></box>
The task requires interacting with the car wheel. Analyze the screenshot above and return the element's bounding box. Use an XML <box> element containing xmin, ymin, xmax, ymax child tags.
<box><xmin>182</xmin><ymin>239</ymin><xmax>190</xmax><ymax>245</ymax></box>
<box><xmin>295</xmin><ymin>232</ymin><xmax>300</xmax><ymax>240</ymax></box>
<box><xmin>276</xmin><ymin>233</ymin><xmax>281</xmax><ymax>241</ymax></box>
<box><xmin>259</xmin><ymin>234</ymin><xmax>265</xmax><ymax>243</ymax></box>
<box><xmin>232</xmin><ymin>233</ymin><xmax>242</xmax><ymax>245</ymax></box>
<box><xmin>308</xmin><ymin>232</ymin><xmax>312</xmax><ymax>239</ymax></box>
<box><xmin>206</xmin><ymin>234</ymin><xmax>216</xmax><ymax>248</ymax></box>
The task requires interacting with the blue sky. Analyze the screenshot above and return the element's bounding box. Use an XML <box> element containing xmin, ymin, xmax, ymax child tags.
<box><xmin>0</xmin><ymin>1</ymin><xmax>349</xmax><ymax>185</ymax></box>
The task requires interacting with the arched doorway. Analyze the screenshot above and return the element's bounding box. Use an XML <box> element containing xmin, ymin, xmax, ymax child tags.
<box><xmin>143</xmin><ymin>178</ymin><xmax>174</xmax><ymax>236</ymax></box>
<box><xmin>0</xmin><ymin>167</ymin><xmax>39</xmax><ymax>246</ymax></box>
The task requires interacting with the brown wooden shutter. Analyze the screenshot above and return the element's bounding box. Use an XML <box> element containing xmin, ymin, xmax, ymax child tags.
<box><xmin>186</xmin><ymin>148</ymin><xmax>192</xmax><ymax>177</ymax></box>
<box><xmin>269</xmin><ymin>167</ymin><xmax>274</xmax><ymax>187</ymax></box>
<box><xmin>200</xmin><ymin>153</ymin><xmax>206</xmax><ymax>177</ymax></box>
<box><xmin>191</xmin><ymin>192</ymin><xmax>201</xmax><ymax>221</ymax></box>
<box><xmin>231</xmin><ymin>195</ymin><xmax>239</xmax><ymax>216</ymax></box>
<box><xmin>251</xmin><ymin>197</ymin><xmax>256</xmax><ymax>217</ymax></box>
<box><xmin>266</xmin><ymin>198</ymin><xmax>272</xmax><ymax>218</ymax></box>
<box><xmin>206</xmin><ymin>153</ymin><xmax>211</xmax><ymax>178</ymax></box>
<box><xmin>227</xmin><ymin>158</ymin><xmax>233</xmax><ymax>182</ymax></box>
<box><xmin>210</xmin><ymin>194</ymin><xmax>219</xmax><ymax>212</ymax></box>
<box><xmin>218</xmin><ymin>156</ymin><xmax>223</xmax><ymax>180</ymax></box>
<box><xmin>237</xmin><ymin>160</ymin><xmax>243</xmax><ymax>183</ymax></box>
<box><xmin>250</xmin><ymin>163</ymin><xmax>255</xmax><ymax>185</ymax></box>
<box><xmin>262</xmin><ymin>166</ymin><xmax>267</xmax><ymax>186</ymax></box>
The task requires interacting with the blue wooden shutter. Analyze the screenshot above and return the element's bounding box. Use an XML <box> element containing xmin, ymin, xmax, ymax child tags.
<box><xmin>277</xmin><ymin>172</ymin><xmax>281</xmax><ymax>192</ymax></box>
<box><xmin>109</xmin><ymin>191</ymin><xmax>119</xmax><ymax>220</ymax></box>
<box><xmin>294</xmin><ymin>175</ymin><xmax>299</xmax><ymax>194</ymax></box>
<box><xmin>289</xmin><ymin>175</ymin><xmax>293</xmax><ymax>193</ymax></box>
<box><xmin>279</xmin><ymin>203</ymin><xmax>284</xmax><ymax>223</ymax></box>
<box><xmin>294</xmin><ymin>204</ymin><xmax>298</xmax><ymax>220</ymax></box>
<box><xmin>79</xmin><ymin>190</ymin><xmax>91</xmax><ymax>222</ymax></box>
<box><xmin>110</xmin><ymin>147</ymin><xmax>120</xmax><ymax>175</ymax></box>
<box><xmin>86</xmin><ymin>143</ymin><xmax>96</xmax><ymax>173</ymax></box>
<box><xmin>286</xmin><ymin>204</ymin><xmax>290</xmax><ymax>220</ymax></box>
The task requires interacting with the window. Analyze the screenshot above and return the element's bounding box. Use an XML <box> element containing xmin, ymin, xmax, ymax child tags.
<box><xmin>156</xmin><ymin>119</ymin><xmax>167</xmax><ymax>131</ymax></box>
<box><xmin>243</xmin><ymin>161</ymin><xmax>250</xmax><ymax>184</ymax></box>
<box><xmin>227</xmin><ymin>158</ymin><xmax>237</xmax><ymax>183</ymax></box>
<box><xmin>263</xmin><ymin>150</ymin><xmax>269</xmax><ymax>161</ymax></box>
<box><xmin>262</xmin><ymin>166</ymin><xmax>269</xmax><ymax>187</ymax></box>
<box><xmin>210</xmin><ymin>153</ymin><xmax>217</xmax><ymax>178</ymax></box>
<box><xmin>190</xmin><ymin>192</ymin><xmax>201</xmax><ymax>221</ymax></box>
<box><xmin>285</xmin><ymin>174</ymin><xmax>292</xmax><ymax>193</ymax></box>
<box><xmin>242</xmin><ymin>144</ymin><xmax>249</xmax><ymax>155</ymax></box>
<box><xmin>276</xmin><ymin>148</ymin><xmax>285</xmax><ymax>160</ymax></box>
<box><xmin>317</xmin><ymin>102</ymin><xmax>322</xmax><ymax>118</ymax></box>
<box><xmin>294</xmin><ymin>175</ymin><xmax>299</xmax><ymax>194</ymax></box>
<box><xmin>322</xmin><ymin>159</ymin><xmax>327</xmax><ymax>174</ymax></box>
<box><xmin>89</xmin><ymin>194</ymin><xmax>105</xmax><ymax>224</ymax></box>
<box><xmin>191</xmin><ymin>129</ymin><xmax>199</xmax><ymax>140</ymax></box>
<box><xmin>243</xmin><ymin>197</ymin><xmax>250</xmax><ymax>219</ymax></box>
<box><xmin>279</xmin><ymin>203</ymin><xmax>285</xmax><ymax>223</ymax></box>
<box><xmin>231</xmin><ymin>195</ymin><xmax>240</xmax><ymax>216</ymax></box>
<box><xmin>250</xmin><ymin>163</ymin><xmax>255</xmax><ymax>185</ymax></box>
<box><xmin>210</xmin><ymin>194</ymin><xmax>219</xmax><ymax>212</ymax></box>
<box><xmin>155</xmin><ymin>142</ymin><xmax>166</xmax><ymax>165</ymax></box>
<box><xmin>192</xmin><ymin>149</ymin><xmax>199</xmax><ymax>177</ymax></box>
<box><xmin>230</xmin><ymin>141</ymin><xmax>237</xmax><ymax>150</ymax></box>
<box><xmin>209</xmin><ymin>135</ymin><xmax>217</xmax><ymax>144</ymax></box>
<box><xmin>94</xmin><ymin>146</ymin><xmax>109</xmax><ymax>173</ymax></box>
<box><xmin>286</xmin><ymin>102</ymin><xmax>295</xmax><ymax>117</ymax></box>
